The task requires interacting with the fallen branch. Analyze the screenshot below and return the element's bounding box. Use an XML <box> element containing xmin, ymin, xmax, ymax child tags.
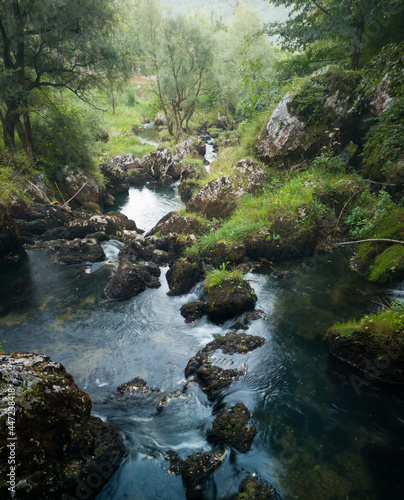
<box><xmin>335</xmin><ymin>238</ymin><xmax>404</xmax><ymax>246</ymax></box>
<box><xmin>63</xmin><ymin>183</ymin><xmax>88</xmax><ymax>208</ymax></box>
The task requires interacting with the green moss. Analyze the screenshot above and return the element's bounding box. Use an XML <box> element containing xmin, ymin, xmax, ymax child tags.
<box><xmin>329</xmin><ymin>303</ymin><xmax>404</xmax><ymax>354</ymax></box>
<box><xmin>369</xmin><ymin>244</ymin><xmax>404</xmax><ymax>283</ymax></box>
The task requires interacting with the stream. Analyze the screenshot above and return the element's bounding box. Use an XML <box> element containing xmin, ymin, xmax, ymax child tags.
<box><xmin>1</xmin><ymin>142</ymin><xmax>404</xmax><ymax>499</ymax></box>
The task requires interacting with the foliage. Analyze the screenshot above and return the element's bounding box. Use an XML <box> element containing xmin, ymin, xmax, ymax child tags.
<box><xmin>0</xmin><ymin>151</ymin><xmax>42</xmax><ymax>205</ymax></box>
<box><xmin>0</xmin><ymin>0</ymin><xmax>127</xmax><ymax>155</ymax></box>
<box><xmin>368</xmin><ymin>244</ymin><xmax>404</xmax><ymax>284</ymax></box>
<box><xmin>267</xmin><ymin>0</ymin><xmax>404</xmax><ymax>70</ymax></box>
<box><xmin>362</xmin><ymin>97</ymin><xmax>404</xmax><ymax>180</ymax></box>
<box><xmin>345</xmin><ymin>190</ymin><xmax>397</xmax><ymax>240</ymax></box>
<box><xmin>203</xmin><ymin>266</ymin><xmax>244</xmax><ymax>289</ymax></box>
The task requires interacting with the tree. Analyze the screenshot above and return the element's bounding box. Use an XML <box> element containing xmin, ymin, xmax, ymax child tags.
<box><xmin>267</xmin><ymin>0</ymin><xmax>404</xmax><ymax>70</ymax></box>
<box><xmin>0</xmin><ymin>0</ymin><xmax>121</xmax><ymax>155</ymax></box>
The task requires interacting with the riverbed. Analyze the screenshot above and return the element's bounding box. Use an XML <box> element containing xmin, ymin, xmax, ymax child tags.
<box><xmin>1</xmin><ymin>180</ymin><xmax>404</xmax><ymax>498</ymax></box>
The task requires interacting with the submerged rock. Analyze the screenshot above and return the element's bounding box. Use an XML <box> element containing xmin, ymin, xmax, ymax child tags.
<box><xmin>51</xmin><ymin>238</ymin><xmax>106</xmax><ymax>264</ymax></box>
<box><xmin>206</xmin><ymin>402</ymin><xmax>256</xmax><ymax>453</ymax></box>
<box><xmin>165</xmin><ymin>450</ymin><xmax>223</xmax><ymax>500</ymax></box>
<box><xmin>104</xmin><ymin>263</ymin><xmax>161</xmax><ymax>300</ymax></box>
<box><xmin>0</xmin><ymin>353</ymin><xmax>125</xmax><ymax>500</ymax></box>
<box><xmin>235</xmin><ymin>475</ymin><xmax>280</xmax><ymax>499</ymax></box>
<box><xmin>206</xmin><ymin>280</ymin><xmax>257</xmax><ymax>323</ymax></box>
<box><xmin>185</xmin><ymin>331</ymin><xmax>265</xmax><ymax>377</ymax></box>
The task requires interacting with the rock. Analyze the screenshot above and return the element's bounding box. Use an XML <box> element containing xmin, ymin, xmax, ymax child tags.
<box><xmin>116</xmin><ymin>377</ymin><xmax>149</xmax><ymax>395</ymax></box>
<box><xmin>206</xmin><ymin>402</ymin><xmax>256</xmax><ymax>453</ymax></box>
<box><xmin>0</xmin><ymin>353</ymin><xmax>125</xmax><ymax>499</ymax></box>
<box><xmin>207</xmin><ymin>241</ymin><xmax>247</xmax><ymax>265</ymax></box>
<box><xmin>180</xmin><ymin>301</ymin><xmax>208</xmax><ymax>323</ymax></box>
<box><xmin>166</xmin><ymin>259</ymin><xmax>204</xmax><ymax>296</ymax></box>
<box><xmin>235</xmin><ymin>476</ymin><xmax>280</xmax><ymax>500</ymax></box>
<box><xmin>186</xmin><ymin>158</ymin><xmax>266</xmax><ymax>219</ymax></box>
<box><xmin>103</xmin><ymin>192</ymin><xmax>116</xmax><ymax>206</ymax></box>
<box><xmin>144</xmin><ymin>148</ymin><xmax>181</xmax><ymax>181</ymax></box>
<box><xmin>256</xmin><ymin>67</ymin><xmax>362</xmax><ymax>165</ymax></box>
<box><xmin>100</xmin><ymin>160</ymin><xmax>130</xmax><ymax>196</ymax></box>
<box><xmin>186</xmin><ymin>175</ymin><xmax>236</xmax><ymax>219</ymax></box>
<box><xmin>104</xmin><ymin>263</ymin><xmax>161</xmax><ymax>300</ymax></box>
<box><xmin>148</xmin><ymin>212</ymin><xmax>206</xmax><ymax>237</ymax></box>
<box><xmin>14</xmin><ymin>203</ymin><xmax>73</xmax><ymax>242</ymax></box>
<box><xmin>173</xmin><ymin>137</ymin><xmax>206</xmax><ymax>162</ymax></box>
<box><xmin>50</xmin><ymin>238</ymin><xmax>106</xmax><ymax>264</ymax></box>
<box><xmin>118</xmin><ymin>233</ymin><xmax>153</xmax><ymax>264</ymax></box>
<box><xmin>63</xmin><ymin>214</ymin><xmax>126</xmax><ymax>240</ymax></box>
<box><xmin>62</xmin><ymin>166</ymin><xmax>103</xmax><ymax>205</ymax></box>
<box><xmin>165</xmin><ymin>450</ymin><xmax>223</xmax><ymax>500</ymax></box>
<box><xmin>206</xmin><ymin>280</ymin><xmax>258</xmax><ymax>324</ymax></box>
<box><xmin>150</xmin><ymin>248</ymin><xmax>170</xmax><ymax>265</ymax></box>
<box><xmin>178</xmin><ymin>160</ymin><xmax>209</xmax><ymax>203</ymax></box>
<box><xmin>154</xmin><ymin>113</ymin><xmax>166</xmax><ymax>127</ymax></box>
<box><xmin>26</xmin><ymin>175</ymin><xmax>53</xmax><ymax>204</ymax></box>
<box><xmin>0</xmin><ymin>204</ymin><xmax>26</xmax><ymax>264</ymax></box>
<box><xmin>192</xmin><ymin>363</ymin><xmax>243</xmax><ymax>402</ymax></box>
<box><xmin>105</xmin><ymin>211</ymin><xmax>138</xmax><ymax>232</ymax></box>
<box><xmin>185</xmin><ymin>331</ymin><xmax>265</xmax><ymax>377</ymax></box>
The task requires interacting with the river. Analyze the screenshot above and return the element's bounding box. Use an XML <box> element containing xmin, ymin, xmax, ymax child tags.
<box><xmin>0</xmin><ymin>165</ymin><xmax>403</xmax><ymax>499</ymax></box>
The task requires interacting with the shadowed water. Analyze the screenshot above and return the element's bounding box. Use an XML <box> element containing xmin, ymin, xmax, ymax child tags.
<box><xmin>0</xmin><ymin>187</ymin><xmax>403</xmax><ymax>500</ymax></box>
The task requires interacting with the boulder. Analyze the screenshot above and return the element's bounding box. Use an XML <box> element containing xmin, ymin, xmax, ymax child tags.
<box><xmin>180</xmin><ymin>301</ymin><xmax>208</xmax><ymax>323</ymax></box>
<box><xmin>173</xmin><ymin>137</ymin><xmax>206</xmax><ymax>162</ymax></box>
<box><xmin>185</xmin><ymin>332</ymin><xmax>265</xmax><ymax>377</ymax></box>
<box><xmin>100</xmin><ymin>160</ymin><xmax>130</xmax><ymax>196</ymax></box>
<box><xmin>0</xmin><ymin>353</ymin><xmax>125</xmax><ymax>500</ymax></box>
<box><xmin>104</xmin><ymin>263</ymin><xmax>161</xmax><ymax>300</ymax></box>
<box><xmin>166</xmin><ymin>259</ymin><xmax>204</xmax><ymax>296</ymax></box>
<box><xmin>63</xmin><ymin>214</ymin><xmax>126</xmax><ymax>240</ymax></box>
<box><xmin>206</xmin><ymin>402</ymin><xmax>256</xmax><ymax>453</ymax></box>
<box><xmin>192</xmin><ymin>363</ymin><xmax>242</xmax><ymax>402</ymax></box>
<box><xmin>0</xmin><ymin>205</ymin><xmax>26</xmax><ymax>263</ymax></box>
<box><xmin>144</xmin><ymin>148</ymin><xmax>181</xmax><ymax>182</ymax></box>
<box><xmin>235</xmin><ymin>476</ymin><xmax>280</xmax><ymax>500</ymax></box>
<box><xmin>62</xmin><ymin>167</ymin><xmax>102</xmax><ymax>205</ymax></box>
<box><xmin>206</xmin><ymin>280</ymin><xmax>258</xmax><ymax>324</ymax></box>
<box><xmin>256</xmin><ymin>67</ymin><xmax>363</xmax><ymax>165</ymax></box>
<box><xmin>14</xmin><ymin>203</ymin><xmax>73</xmax><ymax>242</ymax></box>
<box><xmin>148</xmin><ymin>212</ymin><xmax>206</xmax><ymax>237</ymax></box>
<box><xmin>50</xmin><ymin>238</ymin><xmax>106</xmax><ymax>265</ymax></box>
<box><xmin>186</xmin><ymin>175</ymin><xmax>236</xmax><ymax>219</ymax></box>
<box><xmin>178</xmin><ymin>161</ymin><xmax>208</xmax><ymax>203</ymax></box>
<box><xmin>186</xmin><ymin>158</ymin><xmax>266</xmax><ymax>219</ymax></box>
<box><xmin>165</xmin><ymin>450</ymin><xmax>224</xmax><ymax>500</ymax></box>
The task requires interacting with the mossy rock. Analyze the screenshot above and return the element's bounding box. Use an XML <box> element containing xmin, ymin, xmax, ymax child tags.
<box><xmin>369</xmin><ymin>244</ymin><xmax>404</xmax><ymax>283</ymax></box>
<box><xmin>166</xmin><ymin>258</ymin><xmax>204</xmax><ymax>296</ymax></box>
<box><xmin>235</xmin><ymin>475</ymin><xmax>280</xmax><ymax>500</ymax></box>
<box><xmin>206</xmin><ymin>402</ymin><xmax>256</xmax><ymax>453</ymax></box>
<box><xmin>206</xmin><ymin>280</ymin><xmax>257</xmax><ymax>323</ymax></box>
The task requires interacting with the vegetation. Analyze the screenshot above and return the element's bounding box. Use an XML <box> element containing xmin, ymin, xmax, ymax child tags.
<box><xmin>203</xmin><ymin>264</ymin><xmax>244</xmax><ymax>289</ymax></box>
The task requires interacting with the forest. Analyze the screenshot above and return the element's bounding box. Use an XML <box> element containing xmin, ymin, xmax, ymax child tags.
<box><xmin>1</xmin><ymin>1</ymin><xmax>404</xmax><ymax>499</ymax></box>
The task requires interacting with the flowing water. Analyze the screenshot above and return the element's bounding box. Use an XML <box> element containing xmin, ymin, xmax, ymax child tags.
<box><xmin>1</xmin><ymin>189</ymin><xmax>404</xmax><ymax>499</ymax></box>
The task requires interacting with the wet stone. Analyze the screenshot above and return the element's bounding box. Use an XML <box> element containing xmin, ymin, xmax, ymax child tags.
<box><xmin>234</xmin><ymin>475</ymin><xmax>281</xmax><ymax>499</ymax></box>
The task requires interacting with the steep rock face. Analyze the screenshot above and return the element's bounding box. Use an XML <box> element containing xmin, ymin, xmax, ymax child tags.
<box><xmin>256</xmin><ymin>68</ymin><xmax>363</xmax><ymax>165</ymax></box>
<box><xmin>0</xmin><ymin>353</ymin><xmax>125</xmax><ymax>500</ymax></box>
<box><xmin>186</xmin><ymin>159</ymin><xmax>266</xmax><ymax>219</ymax></box>
<box><xmin>0</xmin><ymin>205</ymin><xmax>26</xmax><ymax>264</ymax></box>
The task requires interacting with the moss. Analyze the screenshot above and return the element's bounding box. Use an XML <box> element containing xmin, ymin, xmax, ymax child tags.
<box><xmin>369</xmin><ymin>244</ymin><xmax>404</xmax><ymax>283</ymax></box>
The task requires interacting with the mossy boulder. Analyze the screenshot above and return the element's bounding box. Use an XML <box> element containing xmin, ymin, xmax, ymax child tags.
<box><xmin>192</xmin><ymin>363</ymin><xmax>243</xmax><ymax>402</ymax></box>
<box><xmin>0</xmin><ymin>353</ymin><xmax>125</xmax><ymax>499</ymax></box>
<box><xmin>206</xmin><ymin>402</ymin><xmax>256</xmax><ymax>453</ymax></box>
<box><xmin>206</xmin><ymin>280</ymin><xmax>257</xmax><ymax>324</ymax></box>
<box><xmin>180</xmin><ymin>301</ymin><xmax>208</xmax><ymax>323</ymax></box>
<box><xmin>166</xmin><ymin>259</ymin><xmax>204</xmax><ymax>296</ymax></box>
<box><xmin>368</xmin><ymin>244</ymin><xmax>404</xmax><ymax>283</ymax></box>
<box><xmin>256</xmin><ymin>67</ymin><xmax>363</xmax><ymax>166</ymax></box>
<box><xmin>235</xmin><ymin>476</ymin><xmax>280</xmax><ymax>500</ymax></box>
<box><xmin>328</xmin><ymin>308</ymin><xmax>404</xmax><ymax>385</ymax></box>
<box><xmin>165</xmin><ymin>450</ymin><xmax>223</xmax><ymax>500</ymax></box>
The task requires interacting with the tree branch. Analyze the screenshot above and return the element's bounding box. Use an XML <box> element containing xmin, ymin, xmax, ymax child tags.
<box><xmin>335</xmin><ymin>239</ymin><xmax>404</xmax><ymax>246</ymax></box>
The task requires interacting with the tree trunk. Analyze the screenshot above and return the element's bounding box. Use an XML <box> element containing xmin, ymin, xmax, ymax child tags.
<box><xmin>2</xmin><ymin>102</ymin><xmax>19</xmax><ymax>152</ymax></box>
<box><xmin>351</xmin><ymin>18</ymin><xmax>364</xmax><ymax>70</ymax></box>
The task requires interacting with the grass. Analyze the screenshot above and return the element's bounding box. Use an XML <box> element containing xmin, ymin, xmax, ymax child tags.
<box><xmin>196</xmin><ymin>167</ymin><xmax>360</xmax><ymax>252</ymax></box>
<box><xmin>203</xmin><ymin>266</ymin><xmax>245</xmax><ymax>289</ymax></box>
<box><xmin>329</xmin><ymin>300</ymin><xmax>404</xmax><ymax>353</ymax></box>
